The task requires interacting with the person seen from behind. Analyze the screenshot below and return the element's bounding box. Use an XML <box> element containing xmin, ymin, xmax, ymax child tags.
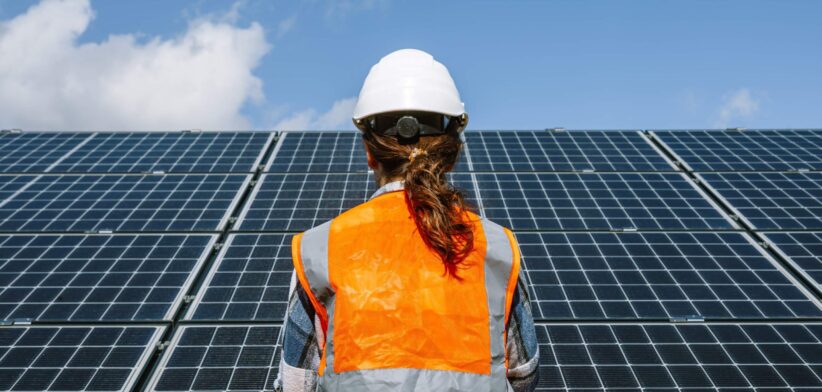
<box><xmin>276</xmin><ymin>49</ymin><xmax>539</xmax><ymax>391</ymax></box>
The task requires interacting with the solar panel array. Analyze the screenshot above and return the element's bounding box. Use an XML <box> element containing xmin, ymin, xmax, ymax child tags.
<box><xmin>0</xmin><ymin>129</ymin><xmax>820</xmax><ymax>391</ymax></box>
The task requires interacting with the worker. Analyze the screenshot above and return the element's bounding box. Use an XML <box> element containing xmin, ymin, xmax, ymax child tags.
<box><xmin>276</xmin><ymin>49</ymin><xmax>539</xmax><ymax>391</ymax></box>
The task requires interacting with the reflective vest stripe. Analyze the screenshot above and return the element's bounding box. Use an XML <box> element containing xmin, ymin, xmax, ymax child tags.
<box><xmin>479</xmin><ymin>219</ymin><xmax>515</xmax><ymax>383</ymax></box>
<box><xmin>291</xmin><ymin>233</ymin><xmax>327</xmax><ymax>332</ymax></box>
<box><xmin>503</xmin><ymin>228</ymin><xmax>521</xmax><ymax>327</ymax></box>
<box><xmin>502</xmin><ymin>227</ymin><xmax>521</xmax><ymax>369</ymax></box>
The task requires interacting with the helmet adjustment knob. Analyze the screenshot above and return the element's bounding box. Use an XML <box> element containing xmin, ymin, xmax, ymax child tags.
<box><xmin>396</xmin><ymin>116</ymin><xmax>420</xmax><ymax>139</ymax></box>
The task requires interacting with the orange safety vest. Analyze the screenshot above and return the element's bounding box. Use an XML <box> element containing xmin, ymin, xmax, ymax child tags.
<box><xmin>292</xmin><ymin>187</ymin><xmax>521</xmax><ymax>391</ymax></box>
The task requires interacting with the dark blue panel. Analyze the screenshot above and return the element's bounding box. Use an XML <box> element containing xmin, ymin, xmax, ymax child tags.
<box><xmin>702</xmin><ymin>172</ymin><xmax>822</xmax><ymax>230</ymax></box>
<box><xmin>0</xmin><ymin>132</ymin><xmax>90</xmax><ymax>173</ymax></box>
<box><xmin>466</xmin><ymin>130</ymin><xmax>673</xmax><ymax>172</ymax></box>
<box><xmin>655</xmin><ymin>129</ymin><xmax>822</xmax><ymax>171</ymax></box>
<box><xmin>519</xmin><ymin>232</ymin><xmax>822</xmax><ymax>321</ymax></box>
<box><xmin>151</xmin><ymin>325</ymin><xmax>280</xmax><ymax>392</ymax></box>
<box><xmin>0</xmin><ymin>234</ymin><xmax>214</xmax><ymax>321</ymax></box>
<box><xmin>763</xmin><ymin>232</ymin><xmax>822</xmax><ymax>293</ymax></box>
<box><xmin>188</xmin><ymin>234</ymin><xmax>292</xmax><ymax>321</ymax></box>
<box><xmin>237</xmin><ymin>172</ymin><xmax>477</xmax><ymax>231</ymax></box>
<box><xmin>51</xmin><ymin>132</ymin><xmax>271</xmax><ymax>173</ymax></box>
<box><xmin>267</xmin><ymin>131</ymin><xmax>469</xmax><ymax>173</ymax></box>
<box><xmin>0</xmin><ymin>175</ymin><xmax>37</xmax><ymax>201</ymax></box>
<box><xmin>536</xmin><ymin>323</ymin><xmax>822</xmax><ymax>390</ymax></box>
<box><xmin>0</xmin><ymin>326</ymin><xmax>162</xmax><ymax>391</ymax></box>
<box><xmin>266</xmin><ymin>132</ymin><xmax>369</xmax><ymax>173</ymax></box>
<box><xmin>477</xmin><ymin>173</ymin><xmax>733</xmax><ymax>231</ymax></box>
<box><xmin>0</xmin><ymin>174</ymin><xmax>248</xmax><ymax>232</ymax></box>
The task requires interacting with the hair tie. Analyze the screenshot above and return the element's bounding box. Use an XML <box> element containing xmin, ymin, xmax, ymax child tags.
<box><xmin>408</xmin><ymin>147</ymin><xmax>427</xmax><ymax>162</ymax></box>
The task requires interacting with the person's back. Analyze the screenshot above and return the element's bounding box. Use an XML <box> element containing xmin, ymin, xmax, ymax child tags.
<box><xmin>277</xmin><ymin>49</ymin><xmax>538</xmax><ymax>392</ymax></box>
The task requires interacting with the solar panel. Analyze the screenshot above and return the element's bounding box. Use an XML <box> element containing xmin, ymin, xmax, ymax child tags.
<box><xmin>519</xmin><ymin>231</ymin><xmax>822</xmax><ymax>321</ymax></box>
<box><xmin>147</xmin><ymin>325</ymin><xmax>281</xmax><ymax>391</ymax></box>
<box><xmin>535</xmin><ymin>323</ymin><xmax>822</xmax><ymax>390</ymax></box>
<box><xmin>763</xmin><ymin>232</ymin><xmax>822</xmax><ymax>293</ymax></box>
<box><xmin>3</xmin><ymin>129</ymin><xmax>822</xmax><ymax>391</ymax></box>
<box><xmin>0</xmin><ymin>175</ymin><xmax>37</xmax><ymax>202</ymax></box>
<box><xmin>266</xmin><ymin>132</ymin><xmax>368</xmax><ymax>173</ymax></box>
<box><xmin>187</xmin><ymin>234</ymin><xmax>292</xmax><ymax>321</ymax></box>
<box><xmin>235</xmin><ymin>172</ymin><xmax>478</xmax><ymax>231</ymax></box>
<box><xmin>0</xmin><ymin>174</ymin><xmax>250</xmax><ymax>232</ymax></box>
<box><xmin>50</xmin><ymin>132</ymin><xmax>273</xmax><ymax>173</ymax></box>
<box><xmin>0</xmin><ymin>132</ymin><xmax>91</xmax><ymax>173</ymax></box>
<box><xmin>0</xmin><ymin>234</ymin><xmax>216</xmax><ymax>322</ymax></box>
<box><xmin>700</xmin><ymin>172</ymin><xmax>822</xmax><ymax>230</ymax></box>
<box><xmin>465</xmin><ymin>130</ymin><xmax>675</xmax><ymax>172</ymax></box>
<box><xmin>0</xmin><ymin>325</ymin><xmax>163</xmax><ymax>391</ymax></box>
<box><xmin>265</xmin><ymin>131</ymin><xmax>470</xmax><ymax>173</ymax></box>
<box><xmin>653</xmin><ymin>129</ymin><xmax>822</xmax><ymax>171</ymax></box>
<box><xmin>476</xmin><ymin>172</ymin><xmax>735</xmax><ymax>231</ymax></box>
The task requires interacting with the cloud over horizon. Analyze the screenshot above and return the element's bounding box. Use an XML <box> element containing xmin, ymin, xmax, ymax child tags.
<box><xmin>715</xmin><ymin>88</ymin><xmax>760</xmax><ymax>128</ymax></box>
<box><xmin>274</xmin><ymin>97</ymin><xmax>357</xmax><ymax>131</ymax></box>
<box><xmin>0</xmin><ymin>0</ymin><xmax>270</xmax><ymax>131</ymax></box>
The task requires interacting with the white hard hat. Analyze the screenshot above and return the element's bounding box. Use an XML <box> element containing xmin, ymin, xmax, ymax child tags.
<box><xmin>352</xmin><ymin>49</ymin><xmax>468</xmax><ymax>132</ymax></box>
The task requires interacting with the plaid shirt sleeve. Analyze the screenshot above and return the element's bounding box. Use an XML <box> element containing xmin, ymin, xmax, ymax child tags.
<box><xmin>275</xmin><ymin>274</ymin><xmax>539</xmax><ymax>392</ymax></box>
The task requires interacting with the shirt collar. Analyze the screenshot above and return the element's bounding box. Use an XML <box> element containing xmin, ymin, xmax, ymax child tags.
<box><xmin>369</xmin><ymin>180</ymin><xmax>404</xmax><ymax>200</ymax></box>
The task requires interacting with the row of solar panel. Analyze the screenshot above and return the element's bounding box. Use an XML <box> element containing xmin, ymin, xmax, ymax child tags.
<box><xmin>0</xmin><ymin>132</ymin><xmax>273</xmax><ymax>174</ymax></box>
<box><xmin>2</xmin><ymin>323</ymin><xmax>821</xmax><ymax>391</ymax></box>
<box><xmin>1</xmin><ymin>129</ymin><xmax>821</xmax><ymax>391</ymax></box>
<box><xmin>2</xmin><ymin>171</ymin><xmax>821</xmax><ymax>233</ymax></box>
<box><xmin>3</xmin><ymin>129</ymin><xmax>821</xmax><ymax>174</ymax></box>
<box><xmin>2</xmin><ymin>231</ymin><xmax>820</xmax><ymax>323</ymax></box>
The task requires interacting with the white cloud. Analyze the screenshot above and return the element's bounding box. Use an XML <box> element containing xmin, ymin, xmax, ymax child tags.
<box><xmin>274</xmin><ymin>97</ymin><xmax>357</xmax><ymax>130</ymax></box>
<box><xmin>714</xmin><ymin>88</ymin><xmax>760</xmax><ymax>128</ymax></box>
<box><xmin>276</xmin><ymin>14</ymin><xmax>297</xmax><ymax>39</ymax></box>
<box><xmin>0</xmin><ymin>0</ymin><xmax>270</xmax><ymax>131</ymax></box>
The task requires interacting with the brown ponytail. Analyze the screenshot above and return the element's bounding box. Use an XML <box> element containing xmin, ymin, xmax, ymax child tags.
<box><xmin>362</xmin><ymin>130</ymin><xmax>475</xmax><ymax>279</ymax></box>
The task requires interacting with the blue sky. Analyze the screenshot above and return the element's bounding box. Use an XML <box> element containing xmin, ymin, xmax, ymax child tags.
<box><xmin>1</xmin><ymin>0</ymin><xmax>820</xmax><ymax>130</ymax></box>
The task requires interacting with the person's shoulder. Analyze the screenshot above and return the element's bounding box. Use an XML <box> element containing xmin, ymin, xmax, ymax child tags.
<box><xmin>294</xmin><ymin>219</ymin><xmax>334</xmax><ymax>242</ymax></box>
<box><xmin>473</xmin><ymin>215</ymin><xmax>514</xmax><ymax>236</ymax></box>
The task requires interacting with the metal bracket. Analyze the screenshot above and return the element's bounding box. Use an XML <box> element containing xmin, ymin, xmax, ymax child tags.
<box><xmin>725</xmin><ymin>127</ymin><xmax>746</xmax><ymax>132</ymax></box>
<box><xmin>670</xmin><ymin>315</ymin><xmax>704</xmax><ymax>323</ymax></box>
<box><xmin>546</xmin><ymin>127</ymin><xmax>566</xmax><ymax>133</ymax></box>
<box><xmin>1</xmin><ymin>129</ymin><xmax>22</xmax><ymax>134</ymax></box>
<box><xmin>84</xmin><ymin>229</ymin><xmax>113</xmax><ymax>234</ymax></box>
<box><xmin>156</xmin><ymin>341</ymin><xmax>170</xmax><ymax>351</ymax></box>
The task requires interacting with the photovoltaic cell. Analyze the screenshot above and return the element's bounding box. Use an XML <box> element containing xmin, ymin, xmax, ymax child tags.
<box><xmin>0</xmin><ymin>325</ymin><xmax>163</xmax><ymax>391</ymax></box>
<box><xmin>465</xmin><ymin>131</ymin><xmax>674</xmax><ymax>172</ymax></box>
<box><xmin>0</xmin><ymin>132</ymin><xmax>91</xmax><ymax>173</ymax></box>
<box><xmin>148</xmin><ymin>325</ymin><xmax>280</xmax><ymax>392</ymax></box>
<box><xmin>50</xmin><ymin>132</ymin><xmax>273</xmax><ymax>173</ymax></box>
<box><xmin>187</xmin><ymin>234</ymin><xmax>292</xmax><ymax>321</ymax></box>
<box><xmin>0</xmin><ymin>234</ymin><xmax>216</xmax><ymax>322</ymax></box>
<box><xmin>518</xmin><ymin>232</ymin><xmax>822</xmax><ymax>321</ymax></box>
<box><xmin>763</xmin><ymin>232</ymin><xmax>822</xmax><ymax>293</ymax></box>
<box><xmin>700</xmin><ymin>172</ymin><xmax>822</xmax><ymax>230</ymax></box>
<box><xmin>266</xmin><ymin>132</ymin><xmax>368</xmax><ymax>173</ymax></box>
<box><xmin>654</xmin><ymin>129</ymin><xmax>822</xmax><ymax>171</ymax></box>
<box><xmin>476</xmin><ymin>173</ymin><xmax>734</xmax><ymax>231</ymax></box>
<box><xmin>0</xmin><ymin>174</ymin><xmax>250</xmax><ymax>232</ymax></box>
<box><xmin>265</xmin><ymin>131</ymin><xmax>469</xmax><ymax>173</ymax></box>
<box><xmin>0</xmin><ymin>175</ymin><xmax>37</xmax><ymax>202</ymax></box>
<box><xmin>236</xmin><ymin>172</ymin><xmax>477</xmax><ymax>231</ymax></box>
<box><xmin>535</xmin><ymin>323</ymin><xmax>822</xmax><ymax>390</ymax></box>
